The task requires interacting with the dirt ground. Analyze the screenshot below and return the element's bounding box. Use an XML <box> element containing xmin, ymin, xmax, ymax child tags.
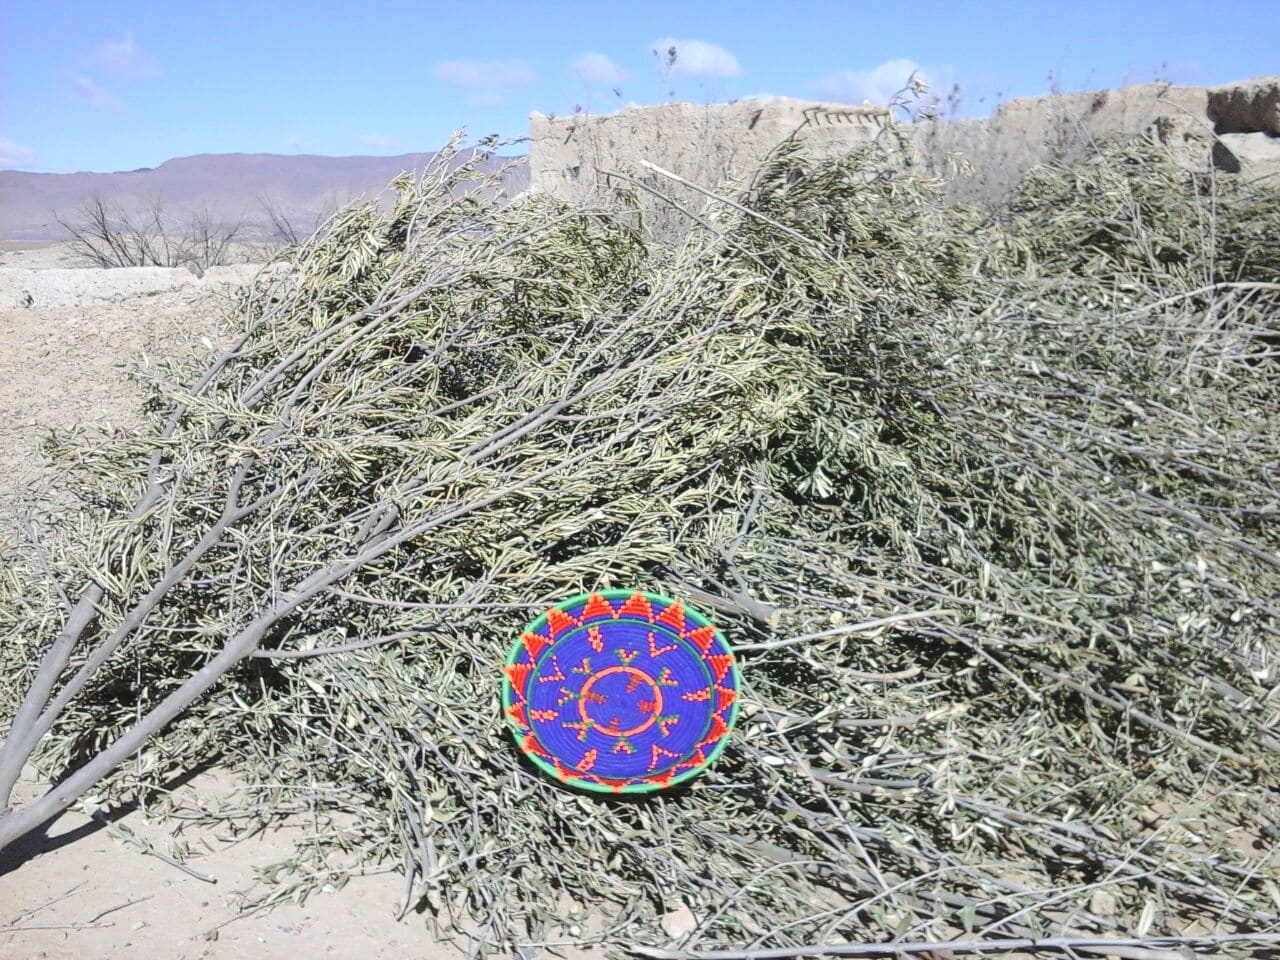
<box><xmin>0</xmin><ymin>244</ymin><xmax>555</xmax><ymax>960</ymax></box>
<box><xmin>0</xmin><ymin>767</ymin><xmax>448</xmax><ymax>960</ymax></box>
<box><xmin>0</xmin><ymin>293</ymin><xmax>218</xmax><ymax>552</ymax></box>
<box><xmin>0</xmin><ymin>245</ymin><xmax>275</xmax><ymax>550</ymax></box>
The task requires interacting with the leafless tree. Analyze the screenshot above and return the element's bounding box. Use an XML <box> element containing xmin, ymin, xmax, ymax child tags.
<box><xmin>55</xmin><ymin>195</ymin><xmax>248</xmax><ymax>272</ymax></box>
<box><xmin>253</xmin><ymin>191</ymin><xmax>344</xmax><ymax>258</ymax></box>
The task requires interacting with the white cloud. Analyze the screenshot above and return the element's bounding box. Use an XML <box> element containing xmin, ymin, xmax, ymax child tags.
<box><xmin>0</xmin><ymin>136</ymin><xmax>38</xmax><ymax>169</ymax></box>
<box><xmin>286</xmin><ymin>136</ymin><xmax>306</xmax><ymax>152</ymax></box>
<box><xmin>435</xmin><ymin>60</ymin><xmax>536</xmax><ymax>88</ymax></box>
<box><xmin>649</xmin><ymin>38</ymin><xmax>741</xmax><ymax>79</ymax></box>
<box><xmin>359</xmin><ymin>133</ymin><xmax>397</xmax><ymax>149</ymax></box>
<box><xmin>86</xmin><ymin>31</ymin><xmax>161</xmax><ymax>80</ymax></box>
<box><xmin>69</xmin><ymin>72</ymin><xmax>124</xmax><ymax>110</ymax></box>
<box><xmin>572</xmin><ymin>52</ymin><xmax>626</xmax><ymax>85</ymax></box>
<box><xmin>815</xmin><ymin>58</ymin><xmax>933</xmax><ymax>106</ymax></box>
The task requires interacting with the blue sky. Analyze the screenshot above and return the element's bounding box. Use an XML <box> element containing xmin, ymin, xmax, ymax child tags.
<box><xmin>1</xmin><ymin>0</ymin><xmax>1275</xmax><ymax>173</ymax></box>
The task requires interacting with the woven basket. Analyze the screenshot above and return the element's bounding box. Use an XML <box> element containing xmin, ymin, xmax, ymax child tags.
<box><xmin>502</xmin><ymin>589</ymin><xmax>740</xmax><ymax>793</ymax></box>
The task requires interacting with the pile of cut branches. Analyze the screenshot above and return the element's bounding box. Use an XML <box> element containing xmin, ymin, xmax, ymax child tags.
<box><xmin>2</xmin><ymin>128</ymin><xmax>1278</xmax><ymax>959</ymax></box>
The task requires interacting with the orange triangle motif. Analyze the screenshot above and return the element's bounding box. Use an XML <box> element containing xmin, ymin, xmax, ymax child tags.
<box><xmin>521</xmin><ymin>632</ymin><xmax>550</xmax><ymax>660</ymax></box>
<box><xmin>676</xmin><ymin>747</ymin><xmax>707</xmax><ymax>772</ymax></box>
<box><xmin>506</xmin><ymin>701</ymin><xmax>528</xmax><ymax>727</ymax></box>
<box><xmin>655</xmin><ymin>600</ymin><xmax>686</xmax><ymax>634</ymax></box>
<box><xmin>646</xmin><ymin>769</ymin><xmax>676</xmax><ymax>789</ymax></box>
<box><xmin>504</xmin><ymin>662</ymin><xmax>532</xmax><ymax>690</ymax></box>
<box><xmin>546</xmin><ymin>607</ymin><xmax>577</xmax><ymax>638</ymax></box>
<box><xmin>699</xmin><ymin>714</ymin><xmax>730</xmax><ymax>748</ymax></box>
<box><xmin>707</xmin><ymin>653</ymin><xmax>734</xmax><ymax>683</ymax></box>
<box><xmin>715</xmin><ymin>685</ymin><xmax>737</xmax><ymax>713</ymax></box>
<box><xmin>582</xmin><ymin>593</ymin><xmax>614</xmax><ymax>620</ymax></box>
<box><xmin>686</xmin><ymin>626</ymin><xmax>717</xmax><ymax>655</ymax></box>
<box><xmin>619</xmin><ymin>591</ymin><xmax>653</xmax><ymax>620</ymax></box>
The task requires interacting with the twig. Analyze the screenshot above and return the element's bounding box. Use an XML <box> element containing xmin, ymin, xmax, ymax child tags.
<box><xmin>735</xmin><ymin>609</ymin><xmax>957</xmax><ymax>652</ymax></box>
<box><xmin>251</xmin><ymin>626</ymin><xmax>438</xmax><ymax>659</ymax></box>
<box><xmin>622</xmin><ymin>931</ymin><xmax>1280</xmax><ymax>960</ymax></box>
<box><xmin>663</xmin><ymin>575</ymin><xmax>784</xmax><ymax>629</ymax></box>
<box><xmin>88</xmin><ymin>894</ymin><xmax>154</xmax><ymax>923</ymax></box>
<box><xmin>636</xmin><ymin>159</ymin><xmax>838</xmax><ymax>263</ymax></box>
<box><xmin>1010</xmin><ymin>655</ymin><xmax>1259</xmax><ymax>767</ymax></box>
<box><xmin>5</xmin><ymin>881</ymin><xmax>87</xmax><ymax>925</ymax></box>
<box><xmin>94</xmin><ymin>813</ymin><xmax>217</xmax><ymax>884</ymax></box>
<box><xmin>0</xmin><ymin>314</ymin><xmax>269</xmax><ymax>812</ymax></box>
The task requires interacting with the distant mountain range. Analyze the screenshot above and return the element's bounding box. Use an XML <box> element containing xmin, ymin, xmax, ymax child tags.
<box><xmin>0</xmin><ymin>150</ymin><xmax>530</xmax><ymax>243</ymax></box>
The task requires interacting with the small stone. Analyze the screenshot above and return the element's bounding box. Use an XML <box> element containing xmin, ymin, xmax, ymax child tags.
<box><xmin>1090</xmin><ymin>890</ymin><xmax>1118</xmax><ymax>917</ymax></box>
<box><xmin>130</xmin><ymin>921</ymin><xmax>147</xmax><ymax>931</ymax></box>
<box><xmin>660</xmin><ymin>902</ymin><xmax>699</xmax><ymax>940</ymax></box>
<box><xmin>1139</xmin><ymin>808</ymin><xmax>1161</xmax><ymax>828</ymax></box>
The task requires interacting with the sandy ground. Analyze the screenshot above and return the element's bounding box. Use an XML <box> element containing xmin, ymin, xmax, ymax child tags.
<box><xmin>0</xmin><ymin>243</ymin><xmax>571</xmax><ymax>959</ymax></box>
<box><xmin>0</xmin><ymin>240</ymin><xmax>275</xmax><ymax>271</ymax></box>
<box><xmin>0</xmin><ymin>241</ymin><xmax>85</xmax><ymax>269</ymax></box>
<box><xmin>0</xmin><ymin>767</ymin><xmax>449</xmax><ymax>960</ymax></box>
<box><xmin>0</xmin><ymin>245</ymin><xmax>281</xmax><ymax>550</ymax></box>
<box><xmin>0</xmin><ymin>284</ymin><xmax>223</xmax><ymax>551</ymax></box>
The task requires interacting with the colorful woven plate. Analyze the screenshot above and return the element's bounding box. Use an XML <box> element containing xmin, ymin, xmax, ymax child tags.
<box><xmin>502</xmin><ymin>589</ymin><xmax>740</xmax><ymax>794</ymax></box>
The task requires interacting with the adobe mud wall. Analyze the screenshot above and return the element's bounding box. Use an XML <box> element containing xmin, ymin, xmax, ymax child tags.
<box><xmin>528</xmin><ymin>97</ymin><xmax>890</xmax><ymax>200</ymax></box>
<box><xmin>528</xmin><ymin>77</ymin><xmax>1280</xmax><ymax>210</ymax></box>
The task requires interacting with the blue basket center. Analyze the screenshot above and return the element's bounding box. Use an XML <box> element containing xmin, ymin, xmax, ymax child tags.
<box><xmin>525</xmin><ymin>618</ymin><xmax>716</xmax><ymax>778</ymax></box>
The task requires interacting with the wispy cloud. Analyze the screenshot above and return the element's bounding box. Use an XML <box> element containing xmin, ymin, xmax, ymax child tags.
<box><xmin>435</xmin><ymin>59</ymin><xmax>536</xmax><ymax>88</ymax></box>
<box><xmin>86</xmin><ymin>31</ymin><xmax>161</xmax><ymax>80</ymax></box>
<box><xmin>649</xmin><ymin>39</ymin><xmax>741</xmax><ymax>79</ymax></box>
<box><xmin>69</xmin><ymin>72</ymin><xmax>124</xmax><ymax>110</ymax></box>
<box><xmin>359</xmin><ymin>133</ymin><xmax>398</xmax><ymax>150</ymax></box>
<box><xmin>814</xmin><ymin>58</ymin><xmax>936</xmax><ymax>106</ymax></box>
<box><xmin>0</xmin><ymin>136</ymin><xmax>38</xmax><ymax>169</ymax></box>
<box><xmin>572</xmin><ymin>52</ymin><xmax>626</xmax><ymax>85</ymax></box>
<box><xmin>286</xmin><ymin>136</ymin><xmax>307</xmax><ymax>152</ymax></box>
